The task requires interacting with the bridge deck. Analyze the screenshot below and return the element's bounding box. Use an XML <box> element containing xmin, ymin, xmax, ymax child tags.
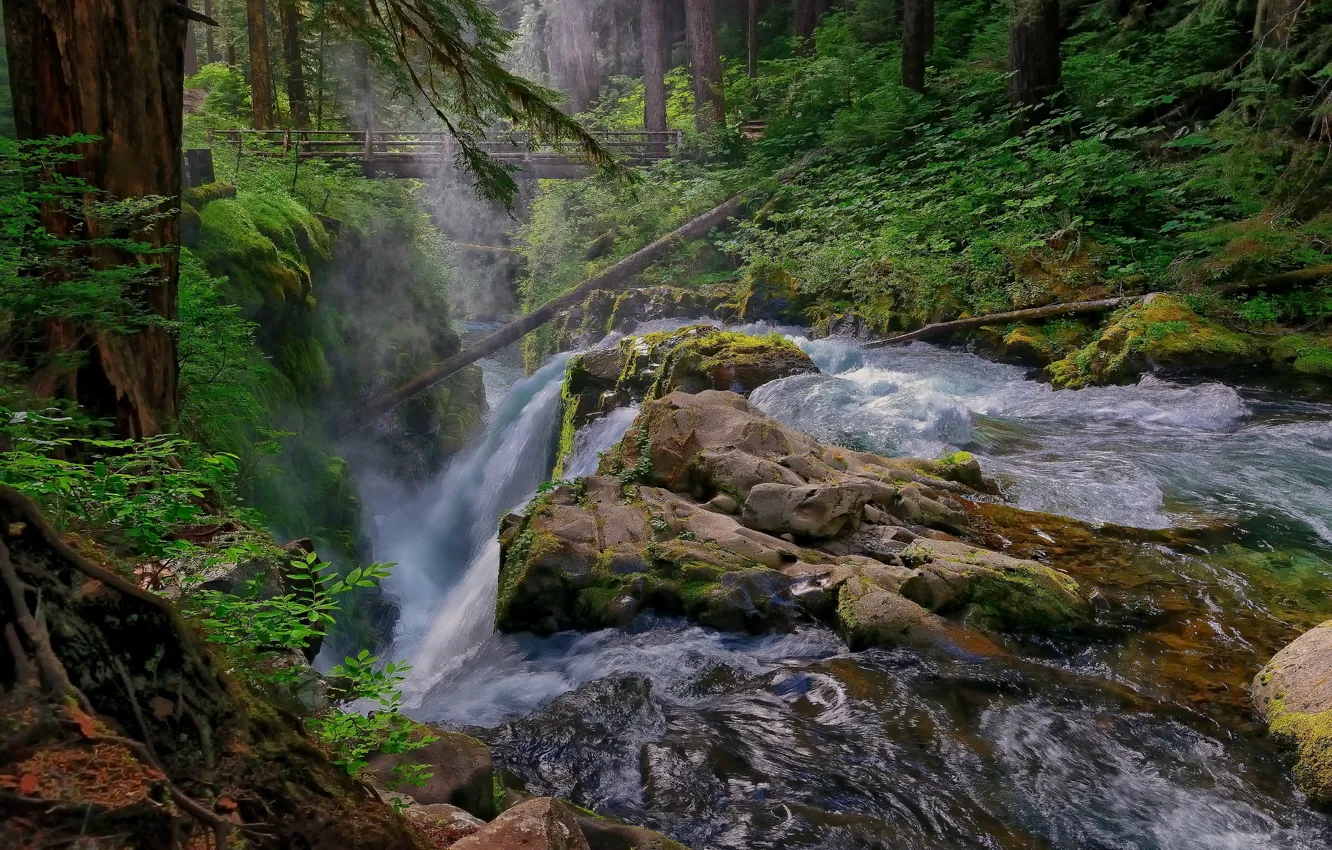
<box><xmin>208</xmin><ymin>129</ymin><xmax>681</xmax><ymax>179</ymax></box>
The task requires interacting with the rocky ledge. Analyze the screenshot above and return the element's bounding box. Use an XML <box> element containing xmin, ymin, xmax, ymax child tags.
<box><xmin>370</xmin><ymin>721</ymin><xmax>688</xmax><ymax>849</ymax></box>
<box><xmin>501</xmin><ymin>389</ymin><xmax>1088</xmax><ymax>654</ymax></box>
<box><xmin>555</xmin><ymin>325</ymin><xmax>817</xmax><ymax>476</ymax></box>
<box><xmin>1253</xmin><ymin>620</ymin><xmax>1332</xmax><ymax>807</ymax></box>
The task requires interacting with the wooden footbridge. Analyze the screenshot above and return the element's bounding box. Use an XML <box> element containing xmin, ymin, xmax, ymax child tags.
<box><xmin>207</xmin><ymin>128</ymin><xmax>682</xmax><ymax>179</ymax></box>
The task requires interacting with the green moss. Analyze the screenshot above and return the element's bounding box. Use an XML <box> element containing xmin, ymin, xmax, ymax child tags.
<box><xmin>183</xmin><ymin>180</ymin><xmax>237</xmax><ymax>208</ymax></box>
<box><xmin>1268</xmin><ymin>703</ymin><xmax>1332</xmax><ymax>805</ymax></box>
<box><xmin>1047</xmin><ymin>295</ymin><xmax>1255</xmax><ymax>388</ymax></box>
<box><xmin>197</xmin><ymin>199</ymin><xmax>303</xmax><ymax>309</ymax></box>
<box><xmin>244</xmin><ymin>191</ymin><xmax>332</xmax><ymax>263</ymax></box>
<box><xmin>964</xmin><ymin>564</ymin><xmax>1086</xmax><ymax>630</ymax></box>
<box><xmin>1265</xmin><ymin>333</ymin><xmax>1332</xmax><ymax>377</ymax></box>
<box><xmin>552</xmin><ymin>356</ymin><xmax>591</xmax><ymax>478</ymax></box>
<box><xmin>614</xmin><ymin>325</ymin><xmax>815</xmax><ymax>401</ymax></box>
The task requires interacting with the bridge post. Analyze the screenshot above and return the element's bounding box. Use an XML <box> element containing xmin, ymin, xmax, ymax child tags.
<box><xmin>183</xmin><ymin>148</ymin><xmax>215</xmax><ymax>189</ymax></box>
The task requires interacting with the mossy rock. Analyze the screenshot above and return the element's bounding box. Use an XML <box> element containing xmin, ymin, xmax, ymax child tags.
<box><xmin>1047</xmin><ymin>294</ymin><xmax>1254</xmax><ymax>388</ymax></box>
<box><xmin>196</xmin><ymin>198</ymin><xmax>308</xmax><ymax>312</ymax></box>
<box><xmin>552</xmin><ymin>326</ymin><xmax>817</xmax><ymax>476</ymax></box>
<box><xmin>898</xmin><ymin>537</ymin><xmax>1088</xmax><ymax>631</ymax></box>
<box><xmin>180</xmin><ymin>202</ymin><xmax>202</xmax><ymax>248</ymax></box>
<box><xmin>735</xmin><ymin>267</ymin><xmax>814</xmax><ymax>322</ymax></box>
<box><xmin>1264</xmin><ymin>332</ymin><xmax>1332</xmax><ymax>377</ymax></box>
<box><xmin>1253</xmin><ymin>620</ymin><xmax>1332</xmax><ymax>806</ymax></box>
<box><xmin>979</xmin><ymin>320</ymin><xmax>1095</xmax><ymax>366</ymax></box>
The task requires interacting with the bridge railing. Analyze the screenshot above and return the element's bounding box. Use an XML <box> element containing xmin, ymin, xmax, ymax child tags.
<box><xmin>207</xmin><ymin>129</ymin><xmax>683</xmax><ymax>164</ymax></box>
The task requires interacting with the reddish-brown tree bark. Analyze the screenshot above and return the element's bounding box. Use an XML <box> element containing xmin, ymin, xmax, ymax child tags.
<box><xmin>281</xmin><ymin>1</ymin><xmax>309</xmax><ymax>127</ymax></box>
<box><xmin>1009</xmin><ymin>0</ymin><xmax>1061</xmax><ymax>121</ymax></box>
<box><xmin>686</xmin><ymin>0</ymin><xmax>726</xmax><ymax>130</ymax></box>
<box><xmin>247</xmin><ymin>0</ymin><xmax>275</xmax><ymax>128</ymax></box>
<box><xmin>2</xmin><ymin>0</ymin><xmax>186</xmax><ymax>438</ymax></box>
<box><xmin>641</xmin><ymin>0</ymin><xmax>668</xmax><ymax>132</ymax></box>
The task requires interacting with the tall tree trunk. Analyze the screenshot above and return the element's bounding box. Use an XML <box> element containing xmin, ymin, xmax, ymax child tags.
<box><xmin>794</xmin><ymin>0</ymin><xmax>816</xmax><ymax>53</ymax></box>
<box><xmin>748</xmin><ymin>0</ymin><xmax>760</xmax><ymax>76</ymax></box>
<box><xmin>901</xmin><ymin>0</ymin><xmax>930</xmax><ymax>91</ymax></box>
<box><xmin>1008</xmin><ymin>0</ymin><xmax>1060</xmax><ymax>122</ymax></box>
<box><xmin>265</xmin><ymin>2</ymin><xmax>282</xmax><ymax>125</ymax></box>
<box><xmin>686</xmin><ymin>0</ymin><xmax>725</xmax><ymax>130</ymax></box>
<box><xmin>204</xmin><ymin>0</ymin><xmax>219</xmax><ymax>63</ymax></box>
<box><xmin>225</xmin><ymin>34</ymin><xmax>236</xmax><ymax>66</ymax></box>
<box><xmin>641</xmin><ymin>0</ymin><xmax>667</xmax><ymax>132</ymax></box>
<box><xmin>184</xmin><ymin>2</ymin><xmax>199</xmax><ymax>77</ymax></box>
<box><xmin>1253</xmin><ymin>0</ymin><xmax>1301</xmax><ymax>45</ymax></box>
<box><xmin>353</xmin><ymin>0</ymin><xmax>372</xmax><ymax>131</ymax></box>
<box><xmin>246</xmin><ymin>0</ymin><xmax>274</xmax><ymax>128</ymax></box>
<box><xmin>923</xmin><ymin>0</ymin><xmax>934</xmax><ymax>56</ymax></box>
<box><xmin>281</xmin><ymin>1</ymin><xmax>308</xmax><ymax>127</ymax></box>
<box><xmin>3</xmin><ymin>0</ymin><xmax>185</xmax><ymax>439</ymax></box>
<box><xmin>551</xmin><ymin>0</ymin><xmax>599</xmax><ymax>112</ymax></box>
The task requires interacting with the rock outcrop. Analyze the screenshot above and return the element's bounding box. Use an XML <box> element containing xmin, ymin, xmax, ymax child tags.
<box><xmin>1253</xmin><ymin>621</ymin><xmax>1332</xmax><ymax>806</ymax></box>
<box><xmin>368</xmin><ymin>725</ymin><xmax>496</xmax><ymax>819</ymax></box>
<box><xmin>501</xmin><ymin>391</ymin><xmax>1087</xmax><ymax>652</ymax></box>
<box><xmin>451</xmin><ymin>797</ymin><xmax>591</xmax><ymax>850</ymax></box>
<box><xmin>1046</xmin><ymin>294</ymin><xmax>1253</xmax><ymax>388</ymax></box>
<box><xmin>554</xmin><ymin>326</ymin><xmax>817</xmax><ymax>476</ymax></box>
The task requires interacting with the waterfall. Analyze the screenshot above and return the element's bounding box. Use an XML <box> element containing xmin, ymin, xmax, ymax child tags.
<box><xmin>368</xmin><ymin>353</ymin><xmax>574</xmax><ymax>700</ymax></box>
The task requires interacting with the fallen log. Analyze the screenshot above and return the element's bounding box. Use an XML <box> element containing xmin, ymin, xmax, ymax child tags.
<box><xmin>862</xmin><ymin>296</ymin><xmax>1141</xmax><ymax>349</ymax></box>
<box><xmin>1216</xmin><ymin>263</ymin><xmax>1332</xmax><ymax>294</ymax></box>
<box><xmin>349</xmin><ymin>155</ymin><xmax>817</xmax><ymax>429</ymax></box>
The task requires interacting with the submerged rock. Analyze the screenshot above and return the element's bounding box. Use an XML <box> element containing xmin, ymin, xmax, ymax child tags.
<box><xmin>500</xmin><ymin>391</ymin><xmax>1087</xmax><ymax>651</ymax></box>
<box><xmin>554</xmin><ymin>326</ymin><xmax>817</xmax><ymax>476</ymax></box>
<box><xmin>1253</xmin><ymin>620</ymin><xmax>1332</xmax><ymax>806</ymax></box>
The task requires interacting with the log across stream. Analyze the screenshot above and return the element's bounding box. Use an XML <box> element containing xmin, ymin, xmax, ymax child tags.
<box><xmin>354</xmin><ymin>322</ymin><xmax>1332</xmax><ymax>850</ymax></box>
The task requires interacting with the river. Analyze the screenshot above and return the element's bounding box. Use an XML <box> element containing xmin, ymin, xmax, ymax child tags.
<box><xmin>364</xmin><ymin>325</ymin><xmax>1332</xmax><ymax>850</ymax></box>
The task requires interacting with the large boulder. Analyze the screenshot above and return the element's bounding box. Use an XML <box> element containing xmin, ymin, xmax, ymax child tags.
<box><xmin>499</xmin><ymin>391</ymin><xmax>1086</xmax><ymax>651</ymax></box>
<box><xmin>1253</xmin><ymin>621</ymin><xmax>1332</xmax><ymax>806</ymax></box>
<box><xmin>554</xmin><ymin>327</ymin><xmax>817</xmax><ymax>476</ymax></box>
<box><xmin>368</xmin><ymin>725</ymin><xmax>496</xmax><ymax>819</ymax></box>
<box><xmin>450</xmin><ymin>797</ymin><xmax>591</xmax><ymax>850</ymax></box>
<box><xmin>1047</xmin><ymin>294</ymin><xmax>1253</xmax><ymax>388</ymax></box>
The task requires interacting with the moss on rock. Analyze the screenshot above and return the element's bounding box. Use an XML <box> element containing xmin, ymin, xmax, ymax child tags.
<box><xmin>552</xmin><ymin>326</ymin><xmax>817</xmax><ymax>476</ymax></box>
<box><xmin>1253</xmin><ymin>619</ymin><xmax>1332</xmax><ymax>806</ymax></box>
<box><xmin>1047</xmin><ymin>294</ymin><xmax>1254</xmax><ymax>388</ymax></box>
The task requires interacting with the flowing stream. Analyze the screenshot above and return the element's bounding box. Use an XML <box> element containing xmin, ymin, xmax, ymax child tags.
<box><xmin>365</xmin><ymin>327</ymin><xmax>1332</xmax><ymax>850</ymax></box>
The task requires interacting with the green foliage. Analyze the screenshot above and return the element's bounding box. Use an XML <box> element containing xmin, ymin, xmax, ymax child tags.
<box><xmin>185</xmin><ymin>63</ymin><xmax>252</xmax><ymax>122</ymax></box>
<box><xmin>0</xmin><ymin>390</ymin><xmax>242</xmax><ymax>558</ymax></box>
<box><xmin>305</xmin><ymin>650</ymin><xmax>434</xmax><ymax>776</ymax></box>
<box><xmin>189</xmin><ymin>553</ymin><xmax>394</xmax><ymax>653</ymax></box>
<box><xmin>0</xmin><ymin>137</ymin><xmax>174</xmax><ymax>373</ymax></box>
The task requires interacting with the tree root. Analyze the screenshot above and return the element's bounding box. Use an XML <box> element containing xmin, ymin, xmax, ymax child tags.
<box><xmin>1</xmin><ymin>535</ymin><xmax>255</xmax><ymax>847</ymax></box>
